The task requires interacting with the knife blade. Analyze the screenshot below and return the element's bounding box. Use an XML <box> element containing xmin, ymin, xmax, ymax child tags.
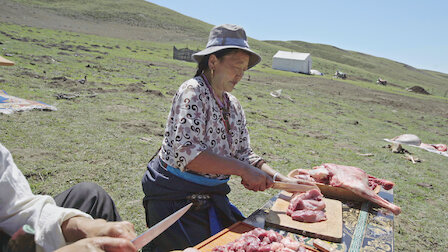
<box><xmin>272</xmin><ymin>181</ymin><xmax>320</xmax><ymax>192</ymax></box>
<box><xmin>132</xmin><ymin>203</ymin><xmax>193</xmax><ymax>249</ymax></box>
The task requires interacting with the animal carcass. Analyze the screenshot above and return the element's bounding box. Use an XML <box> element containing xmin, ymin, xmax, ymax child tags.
<box><xmin>294</xmin><ymin>163</ymin><xmax>401</xmax><ymax>215</ymax></box>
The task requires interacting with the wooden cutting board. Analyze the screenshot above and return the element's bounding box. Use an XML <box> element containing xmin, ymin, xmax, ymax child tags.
<box><xmin>288</xmin><ymin>169</ymin><xmax>381</xmax><ymax>202</ymax></box>
<box><xmin>266</xmin><ymin>192</ymin><xmax>343</xmax><ymax>242</ymax></box>
<box><xmin>194</xmin><ymin>221</ymin><xmax>318</xmax><ymax>252</ymax></box>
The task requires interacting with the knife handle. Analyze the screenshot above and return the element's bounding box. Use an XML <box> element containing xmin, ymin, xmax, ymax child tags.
<box><xmin>313</xmin><ymin>239</ymin><xmax>339</xmax><ymax>252</ymax></box>
<box><xmin>272</xmin><ymin>182</ymin><xmax>319</xmax><ymax>192</ymax></box>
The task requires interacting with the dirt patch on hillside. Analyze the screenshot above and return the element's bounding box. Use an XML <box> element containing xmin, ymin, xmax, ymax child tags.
<box><xmin>386</xmin><ymin>82</ymin><xmax>402</xmax><ymax>88</ymax></box>
<box><xmin>2</xmin><ymin>0</ymin><xmax>446</xmax><ymax>120</ymax></box>
<box><xmin>124</xmin><ymin>83</ymin><xmax>145</xmax><ymax>93</ymax></box>
<box><xmin>120</xmin><ymin>120</ymin><xmax>163</xmax><ymax>136</ymax></box>
<box><xmin>348</xmin><ymin>75</ymin><xmax>372</xmax><ymax>83</ymax></box>
<box><xmin>406</xmin><ymin>86</ymin><xmax>430</xmax><ymax>95</ymax></box>
<box><xmin>0</xmin><ymin>0</ymin><xmax>202</xmax><ymax>42</ymax></box>
<box><xmin>48</xmin><ymin>76</ymin><xmax>79</xmax><ymax>87</ymax></box>
<box><xmin>257</xmin><ymin>72</ymin><xmax>448</xmax><ymax>118</ymax></box>
<box><xmin>106</xmin><ymin>105</ymin><xmax>141</xmax><ymax>114</ymax></box>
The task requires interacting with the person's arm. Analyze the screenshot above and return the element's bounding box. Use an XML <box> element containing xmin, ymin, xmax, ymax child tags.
<box><xmin>258</xmin><ymin>162</ymin><xmax>318</xmax><ymax>186</ymax></box>
<box><xmin>186</xmin><ymin>150</ymin><xmax>273</xmax><ymax>192</ymax></box>
<box><xmin>257</xmin><ymin>161</ymin><xmax>294</xmax><ymax>182</ymax></box>
<box><xmin>0</xmin><ymin>144</ymin><xmax>39</xmax><ymax>236</ymax></box>
<box><xmin>61</xmin><ymin>217</ymin><xmax>136</xmax><ymax>243</ymax></box>
<box><xmin>54</xmin><ymin>237</ymin><xmax>136</xmax><ymax>252</ymax></box>
<box><xmin>228</xmin><ymin>101</ymin><xmax>315</xmax><ymax>187</ymax></box>
<box><xmin>0</xmin><ymin>143</ymin><xmax>94</xmax><ymax>251</ymax></box>
<box><xmin>0</xmin><ymin>144</ymin><xmax>136</xmax><ymax>252</ymax></box>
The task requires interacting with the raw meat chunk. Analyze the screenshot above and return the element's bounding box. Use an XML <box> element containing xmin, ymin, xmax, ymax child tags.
<box><xmin>287</xmin><ymin>189</ymin><xmax>327</xmax><ymax>223</ymax></box>
<box><xmin>211</xmin><ymin>228</ymin><xmax>306</xmax><ymax>252</ymax></box>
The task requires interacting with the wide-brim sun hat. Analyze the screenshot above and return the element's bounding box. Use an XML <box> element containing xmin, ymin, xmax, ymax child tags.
<box><xmin>0</xmin><ymin>55</ymin><xmax>15</xmax><ymax>66</ymax></box>
<box><xmin>192</xmin><ymin>24</ymin><xmax>261</xmax><ymax>69</ymax></box>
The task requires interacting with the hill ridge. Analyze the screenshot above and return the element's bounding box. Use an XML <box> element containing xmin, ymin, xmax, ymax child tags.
<box><xmin>0</xmin><ymin>0</ymin><xmax>447</xmax><ymax>95</ymax></box>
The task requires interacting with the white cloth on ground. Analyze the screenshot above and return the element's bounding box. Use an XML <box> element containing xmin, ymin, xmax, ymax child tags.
<box><xmin>383</xmin><ymin>138</ymin><xmax>448</xmax><ymax>158</ymax></box>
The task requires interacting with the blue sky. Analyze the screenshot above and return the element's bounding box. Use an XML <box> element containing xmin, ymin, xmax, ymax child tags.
<box><xmin>148</xmin><ymin>0</ymin><xmax>448</xmax><ymax>74</ymax></box>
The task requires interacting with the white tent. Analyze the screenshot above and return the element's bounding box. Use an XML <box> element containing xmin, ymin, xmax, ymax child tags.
<box><xmin>272</xmin><ymin>51</ymin><xmax>312</xmax><ymax>74</ymax></box>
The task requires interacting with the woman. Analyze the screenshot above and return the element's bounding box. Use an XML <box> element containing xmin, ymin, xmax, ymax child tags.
<box><xmin>141</xmin><ymin>24</ymin><xmax>303</xmax><ymax>251</ymax></box>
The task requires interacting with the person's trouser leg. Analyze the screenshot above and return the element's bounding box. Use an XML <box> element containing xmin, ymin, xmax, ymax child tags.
<box><xmin>0</xmin><ymin>231</ymin><xmax>10</xmax><ymax>252</ymax></box>
<box><xmin>54</xmin><ymin>182</ymin><xmax>122</xmax><ymax>221</ymax></box>
<box><xmin>143</xmin><ymin>199</ymin><xmax>210</xmax><ymax>252</ymax></box>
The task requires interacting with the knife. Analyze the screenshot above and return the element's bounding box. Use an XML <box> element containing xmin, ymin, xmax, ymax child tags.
<box><xmin>132</xmin><ymin>203</ymin><xmax>193</xmax><ymax>249</ymax></box>
<box><xmin>272</xmin><ymin>181</ymin><xmax>320</xmax><ymax>192</ymax></box>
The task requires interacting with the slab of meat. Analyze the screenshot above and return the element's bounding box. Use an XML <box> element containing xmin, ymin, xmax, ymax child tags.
<box><xmin>290</xmin><ymin>209</ymin><xmax>327</xmax><ymax>223</ymax></box>
<box><xmin>287</xmin><ymin>189</ymin><xmax>327</xmax><ymax>223</ymax></box>
<box><xmin>294</xmin><ymin>164</ymin><xmax>401</xmax><ymax>215</ymax></box>
<box><xmin>212</xmin><ymin>228</ymin><xmax>306</xmax><ymax>252</ymax></box>
<box><xmin>420</xmin><ymin>143</ymin><xmax>447</xmax><ymax>152</ymax></box>
<box><xmin>367</xmin><ymin>175</ymin><xmax>395</xmax><ymax>190</ymax></box>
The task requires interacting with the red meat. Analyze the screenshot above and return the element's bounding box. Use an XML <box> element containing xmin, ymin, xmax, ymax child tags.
<box><xmin>290</xmin><ymin>210</ymin><xmax>327</xmax><ymax>223</ymax></box>
<box><xmin>420</xmin><ymin>143</ymin><xmax>447</xmax><ymax>152</ymax></box>
<box><xmin>211</xmin><ymin>228</ymin><xmax>306</xmax><ymax>252</ymax></box>
<box><xmin>286</xmin><ymin>189</ymin><xmax>327</xmax><ymax>223</ymax></box>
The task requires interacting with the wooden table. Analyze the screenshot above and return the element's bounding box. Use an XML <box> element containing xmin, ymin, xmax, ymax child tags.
<box><xmin>243</xmin><ymin>188</ymin><xmax>395</xmax><ymax>251</ymax></box>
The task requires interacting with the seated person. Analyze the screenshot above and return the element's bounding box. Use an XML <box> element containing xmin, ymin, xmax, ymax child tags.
<box><xmin>0</xmin><ymin>142</ymin><xmax>136</xmax><ymax>252</ymax></box>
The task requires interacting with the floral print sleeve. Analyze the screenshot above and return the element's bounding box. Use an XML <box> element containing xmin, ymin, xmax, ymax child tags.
<box><xmin>161</xmin><ymin>78</ymin><xmax>208</xmax><ymax>171</ymax></box>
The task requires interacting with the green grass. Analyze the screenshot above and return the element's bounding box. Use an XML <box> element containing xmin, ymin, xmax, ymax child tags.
<box><xmin>1</xmin><ymin>11</ymin><xmax>448</xmax><ymax>252</ymax></box>
<box><xmin>12</xmin><ymin>0</ymin><xmax>212</xmax><ymax>42</ymax></box>
<box><xmin>6</xmin><ymin>0</ymin><xmax>448</xmax><ymax>97</ymax></box>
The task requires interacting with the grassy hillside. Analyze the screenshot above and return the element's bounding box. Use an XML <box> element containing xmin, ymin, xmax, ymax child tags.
<box><xmin>263</xmin><ymin>40</ymin><xmax>448</xmax><ymax>95</ymax></box>
<box><xmin>1</xmin><ymin>0</ymin><xmax>448</xmax><ymax>251</ymax></box>
<box><xmin>1</xmin><ymin>0</ymin><xmax>447</xmax><ymax>97</ymax></box>
<box><xmin>12</xmin><ymin>0</ymin><xmax>211</xmax><ymax>34</ymax></box>
<box><xmin>0</xmin><ymin>0</ymin><xmax>212</xmax><ymax>44</ymax></box>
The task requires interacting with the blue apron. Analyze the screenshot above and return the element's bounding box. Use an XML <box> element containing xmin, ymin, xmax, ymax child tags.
<box><xmin>141</xmin><ymin>157</ymin><xmax>244</xmax><ymax>251</ymax></box>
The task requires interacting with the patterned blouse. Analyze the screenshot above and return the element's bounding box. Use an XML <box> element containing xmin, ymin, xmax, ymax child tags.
<box><xmin>158</xmin><ymin>75</ymin><xmax>262</xmax><ymax>179</ymax></box>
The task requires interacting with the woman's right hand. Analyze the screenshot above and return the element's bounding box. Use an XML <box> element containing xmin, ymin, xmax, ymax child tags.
<box><xmin>240</xmin><ymin>166</ymin><xmax>273</xmax><ymax>191</ymax></box>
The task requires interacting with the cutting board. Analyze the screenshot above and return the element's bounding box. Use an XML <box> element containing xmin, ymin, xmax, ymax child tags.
<box><xmin>266</xmin><ymin>192</ymin><xmax>343</xmax><ymax>242</ymax></box>
<box><xmin>288</xmin><ymin>169</ymin><xmax>381</xmax><ymax>202</ymax></box>
<box><xmin>194</xmin><ymin>221</ymin><xmax>318</xmax><ymax>252</ymax></box>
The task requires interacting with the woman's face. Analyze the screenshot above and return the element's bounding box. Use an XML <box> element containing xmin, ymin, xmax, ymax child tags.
<box><xmin>211</xmin><ymin>51</ymin><xmax>250</xmax><ymax>93</ymax></box>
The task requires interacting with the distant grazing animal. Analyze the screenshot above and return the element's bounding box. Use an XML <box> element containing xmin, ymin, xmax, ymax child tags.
<box><xmin>376</xmin><ymin>78</ymin><xmax>387</xmax><ymax>85</ymax></box>
<box><xmin>78</xmin><ymin>75</ymin><xmax>87</xmax><ymax>84</ymax></box>
<box><xmin>334</xmin><ymin>70</ymin><xmax>347</xmax><ymax>79</ymax></box>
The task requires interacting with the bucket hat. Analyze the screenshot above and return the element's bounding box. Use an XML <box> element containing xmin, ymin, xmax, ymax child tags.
<box><xmin>0</xmin><ymin>55</ymin><xmax>15</xmax><ymax>66</ymax></box>
<box><xmin>192</xmin><ymin>24</ymin><xmax>261</xmax><ymax>69</ymax></box>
